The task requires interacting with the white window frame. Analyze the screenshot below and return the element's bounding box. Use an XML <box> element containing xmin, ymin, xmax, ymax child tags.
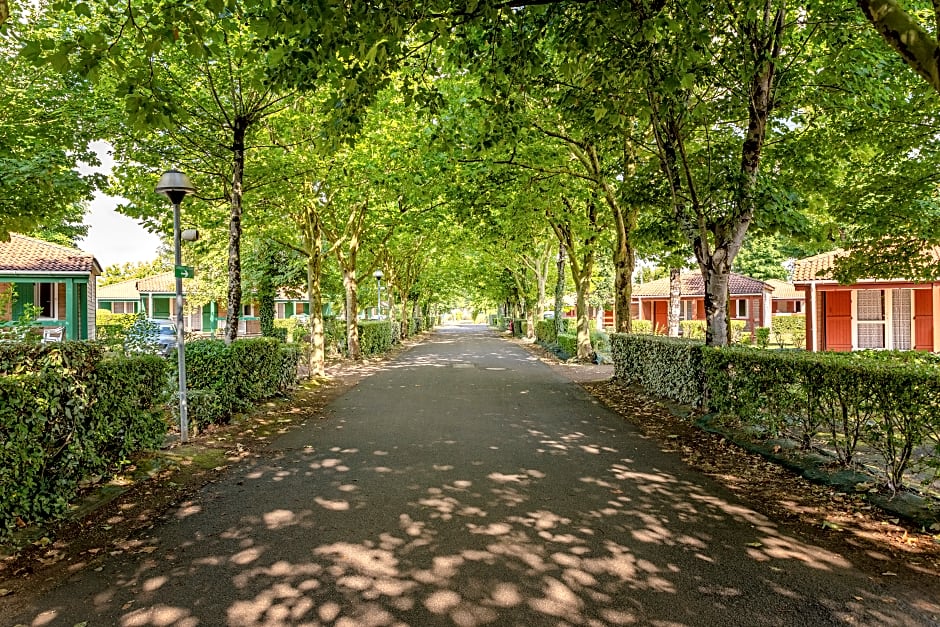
<box><xmin>275</xmin><ymin>302</ymin><xmax>287</xmax><ymax>319</ymax></box>
<box><xmin>735</xmin><ymin>299</ymin><xmax>748</xmax><ymax>319</ymax></box>
<box><xmin>34</xmin><ymin>282</ymin><xmax>59</xmax><ymax>319</ymax></box>
<box><xmin>681</xmin><ymin>300</ymin><xmax>695</xmax><ymax>321</ymax></box>
<box><xmin>854</xmin><ymin>289</ymin><xmax>887</xmax><ymax>350</ymax></box>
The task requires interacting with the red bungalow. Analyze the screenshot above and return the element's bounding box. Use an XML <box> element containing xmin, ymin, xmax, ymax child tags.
<box><xmin>793</xmin><ymin>249</ymin><xmax>940</xmax><ymax>352</ymax></box>
<box><xmin>631</xmin><ymin>272</ymin><xmax>773</xmax><ymax>333</ymax></box>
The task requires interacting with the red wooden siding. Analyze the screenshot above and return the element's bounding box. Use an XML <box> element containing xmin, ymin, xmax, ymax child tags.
<box><xmin>824</xmin><ymin>291</ymin><xmax>852</xmax><ymax>351</ymax></box>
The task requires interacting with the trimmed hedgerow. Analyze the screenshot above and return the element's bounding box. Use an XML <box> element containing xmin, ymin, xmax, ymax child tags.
<box><xmin>534</xmin><ymin>320</ymin><xmax>556</xmax><ymax>345</ymax></box>
<box><xmin>0</xmin><ymin>343</ymin><xmax>170</xmax><ymax>538</ymax></box>
<box><xmin>610</xmin><ymin>333</ymin><xmax>706</xmax><ymax>407</ymax></box>
<box><xmin>183</xmin><ymin>337</ymin><xmax>299</xmax><ymax>429</ymax></box>
<box><xmin>701</xmin><ymin>347</ymin><xmax>940</xmax><ymax>491</ymax></box>
<box><xmin>360</xmin><ymin>320</ymin><xmax>394</xmax><ymax>356</ymax></box>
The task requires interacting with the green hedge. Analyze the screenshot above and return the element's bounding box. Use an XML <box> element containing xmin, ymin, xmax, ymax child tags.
<box><xmin>610</xmin><ymin>333</ymin><xmax>706</xmax><ymax>406</ymax></box>
<box><xmin>0</xmin><ymin>343</ymin><xmax>170</xmax><ymax>538</ymax></box>
<box><xmin>535</xmin><ymin>320</ymin><xmax>556</xmax><ymax>344</ymax></box>
<box><xmin>679</xmin><ymin>320</ymin><xmax>705</xmax><ymax>339</ymax></box>
<box><xmin>702</xmin><ymin>348</ymin><xmax>940</xmax><ymax>491</ymax></box>
<box><xmin>183</xmin><ymin>337</ymin><xmax>299</xmax><ymax>430</ymax></box>
<box><xmin>631</xmin><ymin>320</ymin><xmax>654</xmax><ymax>334</ymax></box>
<box><xmin>557</xmin><ymin>333</ymin><xmax>578</xmax><ymax>357</ymax></box>
<box><xmin>360</xmin><ymin>321</ymin><xmax>394</xmax><ymax>356</ymax></box>
<box><xmin>771</xmin><ymin>315</ymin><xmax>805</xmax><ymax>346</ymax></box>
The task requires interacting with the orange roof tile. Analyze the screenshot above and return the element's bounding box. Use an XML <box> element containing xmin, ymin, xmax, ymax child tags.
<box><xmin>791</xmin><ymin>250</ymin><xmax>846</xmax><ymax>282</ymax></box>
<box><xmin>632</xmin><ymin>272</ymin><xmax>769</xmax><ymax>298</ymax></box>
<box><xmin>0</xmin><ymin>233</ymin><xmax>101</xmax><ymax>275</ymax></box>
<box><xmin>765</xmin><ymin>279</ymin><xmax>801</xmax><ymax>299</ymax></box>
<box><xmin>136</xmin><ymin>272</ymin><xmax>177</xmax><ymax>294</ymax></box>
<box><xmin>97</xmin><ymin>277</ymin><xmax>141</xmax><ymax>300</ymax></box>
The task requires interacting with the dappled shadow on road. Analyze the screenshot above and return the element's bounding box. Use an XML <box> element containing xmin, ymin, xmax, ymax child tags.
<box><xmin>19</xmin><ymin>420</ymin><xmax>935</xmax><ymax>626</ymax></box>
<box><xmin>14</xmin><ymin>326</ymin><xmax>938</xmax><ymax>626</ymax></box>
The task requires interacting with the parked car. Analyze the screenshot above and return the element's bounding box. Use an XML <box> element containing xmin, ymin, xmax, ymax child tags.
<box><xmin>124</xmin><ymin>318</ymin><xmax>177</xmax><ymax>356</ymax></box>
<box><xmin>151</xmin><ymin>320</ymin><xmax>178</xmax><ymax>356</ymax></box>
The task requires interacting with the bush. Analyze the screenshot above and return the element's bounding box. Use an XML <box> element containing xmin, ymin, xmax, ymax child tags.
<box><xmin>360</xmin><ymin>320</ymin><xmax>393</xmax><ymax>356</ymax></box>
<box><xmin>754</xmin><ymin>327</ymin><xmax>771</xmax><ymax>349</ymax></box>
<box><xmin>273</xmin><ymin>318</ymin><xmax>297</xmax><ymax>342</ymax></box>
<box><xmin>535</xmin><ymin>320</ymin><xmax>557</xmax><ymax>345</ymax></box>
<box><xmin>610</xmin><ymin>334</ymin><xmax>706</xmax><ymax>406</ymax></box>
<box><xmin>324</xmin><ymin>318</ymin><xmax>346</xmax><ymax>355</ymax></box>
<box><xmin>591</xmin><ymin>329</ymin><xmax>611</xmax><ymax>355</ymax></box>
<box><xmin>556</xmin><ymin>333</ymin><xmax>578</xmax><ymax>358</ymax></box>
<box><xmin>183</xmin><ymin>337</ymin><xmax>295</xmax><ymax>427</ymax></box>
<box><xmin>630</xmin><ymin>320</ymin><xmax>654</xmax><ymax>335</ymax></box>
<box><xmin>679</xmin><ymin>320</ymin><xmax>705</xmax><ymax>339</ymax></box>
<box><xmin>0</xmin><ymin>343</ymin><xmax>170</xmax><ymax>538</ymax></box>
<box><xmin>771</xmin><ymin>315</ymin><xmax>805</xmax><ymax>346</ymax></box>
<box><xmin>702</xmin><ymin>347</ymin><xmax>940</xmax><ymax>491</ymax></box>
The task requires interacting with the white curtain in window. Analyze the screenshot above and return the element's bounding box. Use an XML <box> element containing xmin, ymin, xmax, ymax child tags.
<box><xmin>857</xmin><ymin>290</ymin><xmax>885</xmax><ymax>349</ymax></box>
<box><xmin>892</xmin><ymin>289</ymin><xmax>912</xmax><ymax>351</ymax></box>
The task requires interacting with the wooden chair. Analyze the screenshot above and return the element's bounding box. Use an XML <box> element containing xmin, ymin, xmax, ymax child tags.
<box><xmin>41</xmin><ymin>326</ymin><xmax>64</xmax><ymax>343</ymax></box>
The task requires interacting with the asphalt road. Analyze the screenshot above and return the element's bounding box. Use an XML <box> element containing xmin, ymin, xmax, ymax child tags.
<box><xmin>7</xmin><ymin>324</ymin><xmax>939</xmax><ymax>626</ymax></box>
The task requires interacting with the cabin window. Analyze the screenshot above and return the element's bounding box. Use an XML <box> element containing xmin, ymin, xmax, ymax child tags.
<box><xmin>276</xmin><ymin>302</ymin><xmax>287</xmax><ymax>319</ymax></box>
<box><xmin>735</xmin><ymin>299</ymin><xmax>748</xmax><ymax>318</ymax></box>
<box><xmin>857</xmin><ymin>289</ymin><xmax>885</xmax><ymax>349</ymax></box>
<box><xmin>111</xmin><ymin>301</ymin><xmax>136</xmax><ymax>314</ymax></box>
<box><xmin>34</xmin><ymin>283</ymin><xmax>58</xmax><ymax>319</ymax></box>
<box><xmin>682</xmin><ymin>301</ymin><xmax>695</xmax><ymax>321</ymax></box>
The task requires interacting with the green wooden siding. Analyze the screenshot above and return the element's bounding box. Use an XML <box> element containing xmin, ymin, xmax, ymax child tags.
<box><xmin>152</xmin><ymin>297</ymin><xmax>171</xmax><ymax>319</ymax></box>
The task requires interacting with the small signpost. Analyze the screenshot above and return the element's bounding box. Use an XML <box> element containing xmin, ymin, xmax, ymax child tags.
<box><xmin>174</xmin><ymin>265</ymin><xmax>194</xmax><ymax>279</ymax></box>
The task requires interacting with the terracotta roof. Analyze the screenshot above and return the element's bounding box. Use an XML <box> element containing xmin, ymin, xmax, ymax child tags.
<box><xmin>136</xmin><ymin>272</ymin><xmax>177</xmax><ymax>294</ymax></box>
<box><xmin>0</xmin><ymin>233</ymin><xmax>101</xmax><ymax>275</ymax></box>
<box><xmin>97</xmin><ymin>277</ymin><xmax>141</xmax><ymax>300</ymax></box>
<box><xmin>791</xmin><ymin>250</ymin><xmax>846</xmax><ymax>282</ymax></box>
<box><xmin>765</xmin><ymin>279</ymin><xmax>801</xmax><ymax>299</ymax></box>
<box><xmin>792</xmin><ymin>246</ymin><xmax>940</xmax><ymax>283</ymax></box>
<box><xmin>632</xmin><ymin>272</ymin><xmax>769</xmax><ymax>298</ymax></box>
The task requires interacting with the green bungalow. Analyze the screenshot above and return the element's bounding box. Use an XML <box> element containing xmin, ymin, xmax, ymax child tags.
<box><xmin>0</xmin><ymin>234</ymin><xmax>102</xmax><ymax>340</ymax></box>
<box><xmin>97</xmin><ymin>272</ymin><xmax>311</xmax><ymax>335</ymax></box>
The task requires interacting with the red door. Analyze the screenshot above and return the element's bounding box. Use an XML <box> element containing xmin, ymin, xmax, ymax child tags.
<box><xmin>825</xmin><ymin>291</ymin><xmax>852</xmax><ymax>351</ymax></box>
<box><xmin>653</xmin><ymin>301</ymin><xmax>668</xmax><ymax>333</ymax></box>
<box><xmin>914</xmin><ymin>289</ymin><xmax>933</xmax><ymax>350</ymax></box>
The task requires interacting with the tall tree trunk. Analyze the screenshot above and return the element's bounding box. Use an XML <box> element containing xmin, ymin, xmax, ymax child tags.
<box><xmin>343</xmin><ymin>265</ymin><xmax>361</xmax><ymax>360</ymax></box>
<box><xmin>572</xmin><ymin>252</ymin><xmax>595</xmax><ymax>361</ymax></box>
<box><xmin>307</xmin><ymin>252</ymin><xmax>325</xmax><ymax>377</ymax></box>
<box><xmin>668</xmin><ymin>267</ymin><xmax>681</xmax><ymax>337</ymax></box>
<box><xmin>554</xmin><ymin>240</ymin><xmax>566</xmax><ymax>335</ymax></box>
<box><xmin>225</xmin><ymin>118</ymin><xmax>248</xmax><ymax>344</ymax></box>
<box><xmin>702</xmin><ymin>256</ymin><xmax>732</xmax><ymax>346</ymax></box>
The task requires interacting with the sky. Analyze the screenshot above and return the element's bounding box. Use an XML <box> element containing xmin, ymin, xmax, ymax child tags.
<box><xmin>76</xmin><ymin>141</ymin><xmax>162</xmax><ymax>269</ymax></box>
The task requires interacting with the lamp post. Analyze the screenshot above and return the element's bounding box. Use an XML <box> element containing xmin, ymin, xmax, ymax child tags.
<box><xmin>156</xmin><ymin>169</ymin><xmax>196</xmax><ymax>444</ymax></box>
<box><xmin>373</xmin><ymin>269</ymin><xmax>384</xmax><ymax>319</ymax></box>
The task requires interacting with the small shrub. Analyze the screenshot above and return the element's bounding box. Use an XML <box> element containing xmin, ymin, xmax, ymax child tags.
<box><xmin>556</xmin><ymin>333</ymin><xmax>578</xmax><ymax>358</ymax></box>
<box><xmin>679</xmin><ymin>320</ymin><xmax>705</xmax><ymax>339</ymax></box>
<box><xmin>754</xmin><ymin>327</ymin><xmax>771</xmax><ymax>349</ymax></box>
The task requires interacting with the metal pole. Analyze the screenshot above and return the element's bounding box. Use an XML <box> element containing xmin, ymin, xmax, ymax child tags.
<box><xmin>174</xmin><ymin>200</ymin><xmax>189</xmax><ymax>443</ymax></box>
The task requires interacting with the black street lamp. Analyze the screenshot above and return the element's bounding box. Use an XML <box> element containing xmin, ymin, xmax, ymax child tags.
<box><xmin>373</xmin><ymin>269</ymin><xmax>384</xmax><ymax>319</ymax></box>
<box><xmin>156</xmin><ymin>169</ymin><xmax>196</xmax><ymax>443</ymax></box>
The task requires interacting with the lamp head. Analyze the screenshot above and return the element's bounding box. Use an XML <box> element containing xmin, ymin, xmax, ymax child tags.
<box><xmin>156</xmin><ymin>169</ymin><xmax>196</xmax><ymax>204</ymax></box>
<box><xmin>373</xmin><ymin>270</ymin><xmax>384</xmax><ymax>280</ymax></box>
